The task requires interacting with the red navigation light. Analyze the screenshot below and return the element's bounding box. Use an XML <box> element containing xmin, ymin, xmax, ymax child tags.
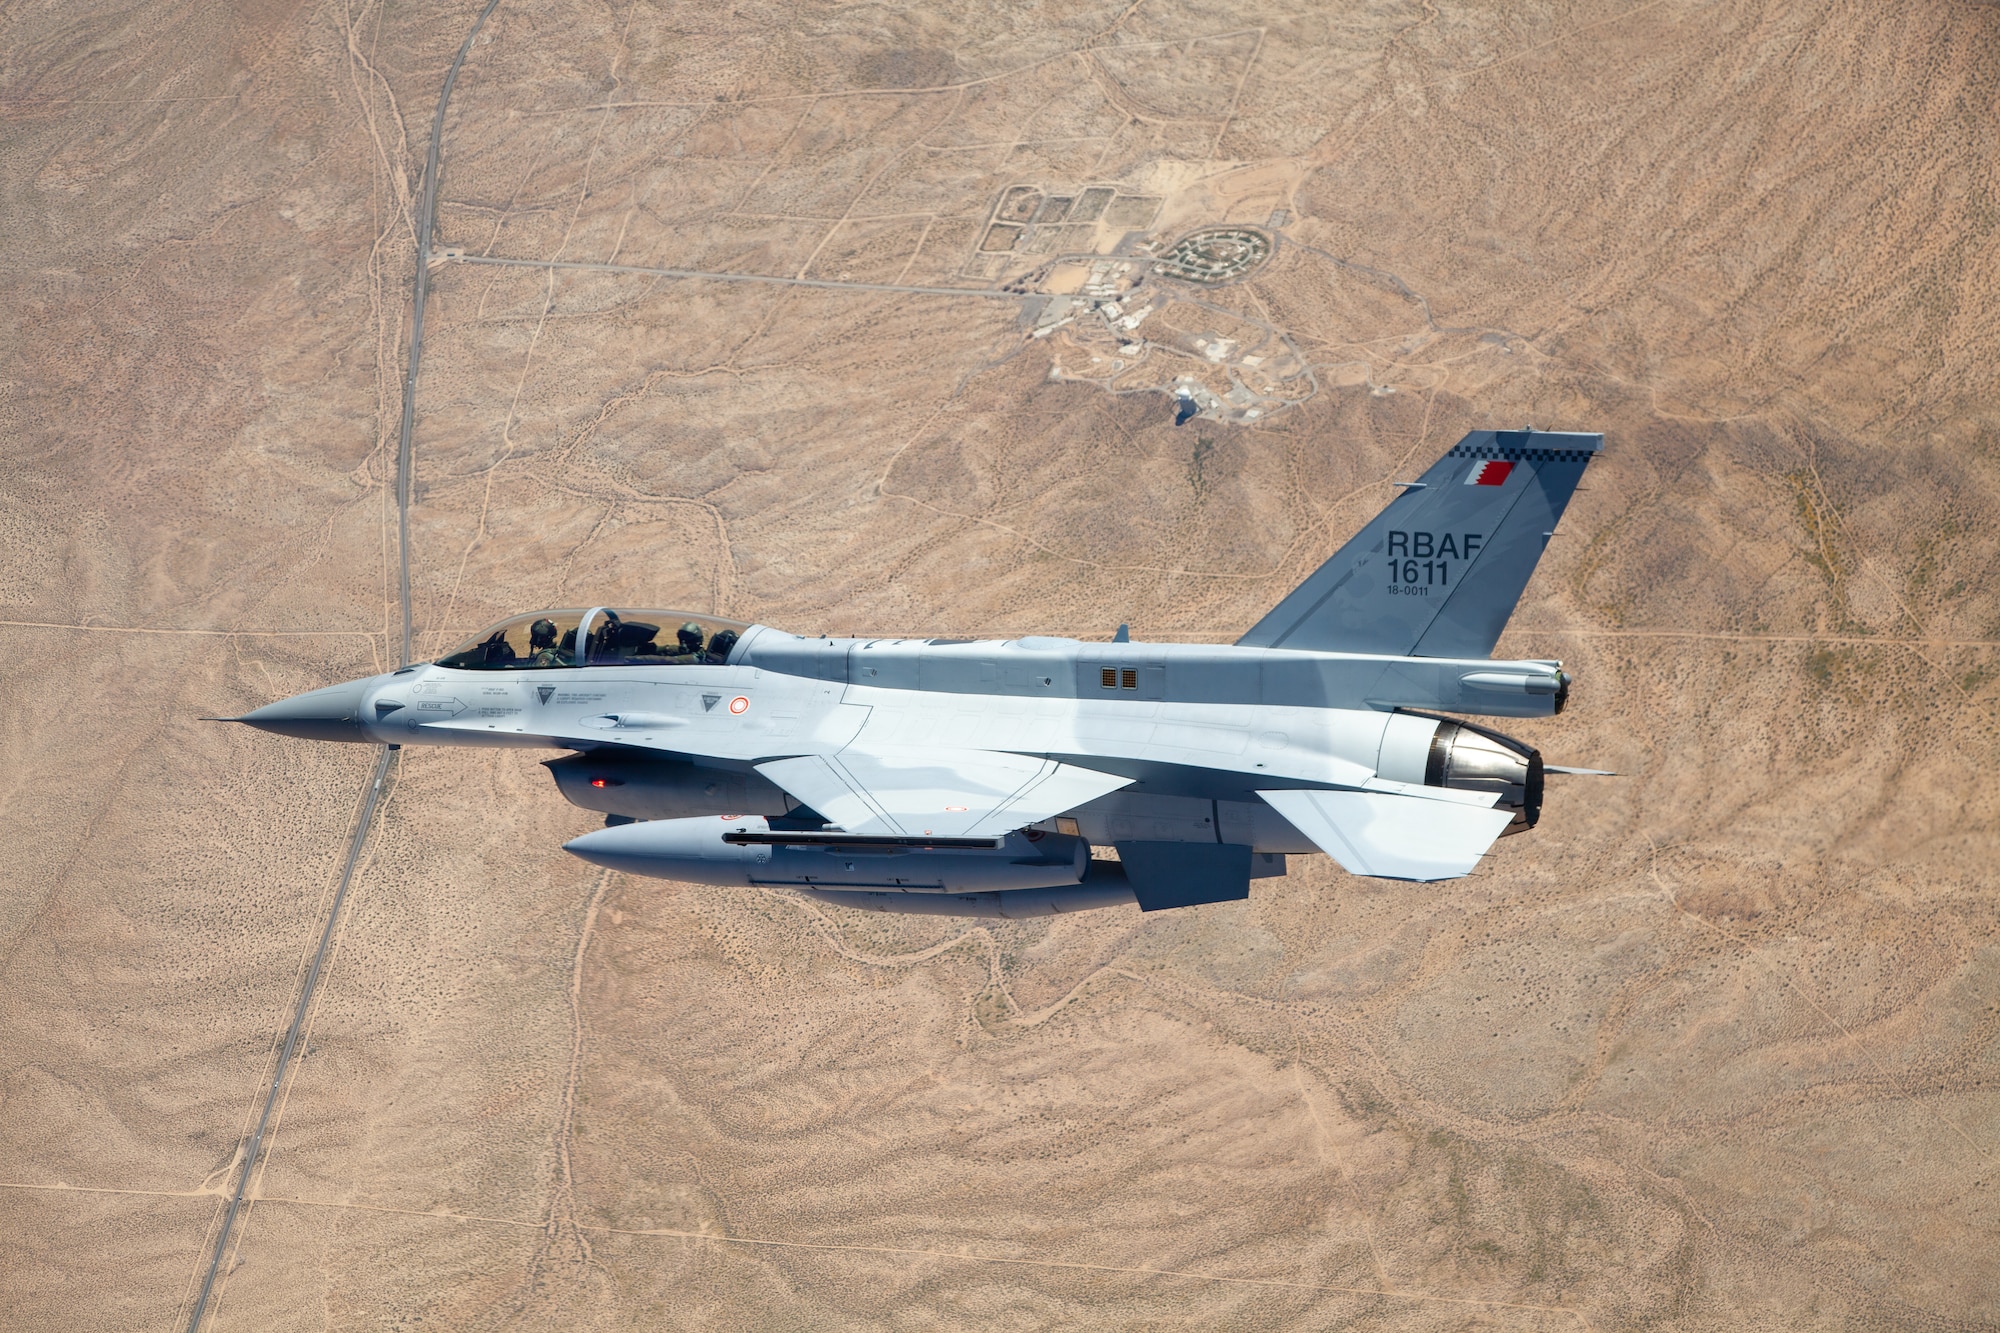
<box><xmin>589</xmin><ymin>777</ymin><xmax>625</xmax><ymax>788</ymax></box>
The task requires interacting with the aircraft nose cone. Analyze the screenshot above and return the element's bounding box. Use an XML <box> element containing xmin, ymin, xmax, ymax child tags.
<box><xmin>237</xmin><ymin>679</ymin><xmax>372</xmax><ymax>742</ymax></box>
<box><xmin>563</xmin><ymin>823</ymin><xmax>654</xmax><ymax>874</ymax></box>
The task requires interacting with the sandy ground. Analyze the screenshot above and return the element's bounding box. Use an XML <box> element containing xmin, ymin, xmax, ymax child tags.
<box><xmin>3</xmin><ymin>0</ymin><xmax>1998</xmax><ymax>1327</ymax></box>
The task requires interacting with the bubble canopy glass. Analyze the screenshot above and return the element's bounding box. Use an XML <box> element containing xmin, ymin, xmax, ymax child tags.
<box><xmin>435</xmin><ymin>609</ymin><xmax>752</xmax><ymax>670</ymax></box>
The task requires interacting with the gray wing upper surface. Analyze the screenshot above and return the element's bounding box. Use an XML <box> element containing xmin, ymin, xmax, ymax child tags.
<box><xmin>1236</xmin><ymin>429</ymin><xmax>1603</xmax><ymax>658</ymax></box>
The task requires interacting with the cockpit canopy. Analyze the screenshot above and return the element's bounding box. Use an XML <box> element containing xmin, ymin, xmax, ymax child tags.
<box><xmin>436</xmin><ymin>608</ymin><xmax>752</xmax><ymax>671</ymax></box>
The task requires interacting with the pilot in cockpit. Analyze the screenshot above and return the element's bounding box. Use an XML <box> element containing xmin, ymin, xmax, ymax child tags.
<box><xmin>669</xmin><ymin>622</ymin><xmax>706</xmax><ymax>663</ymax></box>
<box><xmin>527</xmin><ymin>618</ymin><xmax>564</xmax><ymax>667</ymax></box>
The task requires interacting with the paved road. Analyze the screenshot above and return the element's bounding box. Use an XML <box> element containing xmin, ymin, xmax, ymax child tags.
<box><xmin>398</xmin><ymin>0</ymin><xmax>505</xmax><ymax>669</ymax></box>
<box><xmin>182</xmin><ymin>751</ymin><xmax>393</xmax><ymax>1331</ymax></box>
<box><xmin>182</xmin><ymin>4</ymin><xmax>504</xmax><ymax>1329</ymax></box>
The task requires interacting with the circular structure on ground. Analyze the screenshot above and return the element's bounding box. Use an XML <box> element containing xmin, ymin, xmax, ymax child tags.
<box><xmin>1153</xmin><ymin>226</ymin><xmax>1273</xmax><ymax>284</ymax></box>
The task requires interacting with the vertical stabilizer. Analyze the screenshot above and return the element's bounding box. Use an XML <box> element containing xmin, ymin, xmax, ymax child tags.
<box><xmin>1237</xmin><ymin>429</ymin><xmax>1602</xmax><ymax>657</ymax></box>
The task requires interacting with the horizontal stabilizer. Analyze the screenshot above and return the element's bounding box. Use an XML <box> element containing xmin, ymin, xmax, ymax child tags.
<box><xmin>1543</xmin><ymin>765</ymin><xmax>1617</xmax><ymax>776</ymax></box>
<box><xmin>1237</xmin><ymin>429</ymin><xmax>1603</xmax><ymax>657</ymax></box>
<box><xmin>757</xmin><ymin>747</ymin><xmax>1131</xmax><ymax>838</ymax></box>
<box><xmin>1257</xmin><ymin>788</ymin><xmax>1514</xmax><ymax>882</ymax></box>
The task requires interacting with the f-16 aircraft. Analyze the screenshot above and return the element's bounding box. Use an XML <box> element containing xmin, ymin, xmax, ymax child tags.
<box><xmin>227</xmin><ymin>429</ymin><xmax>1607</xmax><ymax>918</ymax></box>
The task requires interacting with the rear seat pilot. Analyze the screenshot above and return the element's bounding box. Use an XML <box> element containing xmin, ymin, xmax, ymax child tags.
<box><xmin>527</xmin><ymin>618</ymin><xmax>565</xmax><ymax>667</ymax></box>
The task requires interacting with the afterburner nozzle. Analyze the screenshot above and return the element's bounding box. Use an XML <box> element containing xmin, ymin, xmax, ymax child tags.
<box><xmin>234</xmin><ymin>679</ymin><xmax>373</xmax><ymax>743</ymax></box>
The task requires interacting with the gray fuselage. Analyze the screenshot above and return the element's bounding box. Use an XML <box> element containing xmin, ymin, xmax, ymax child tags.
<box><xmin>276</xmin><ymin>626</ymin><xmax>1564</xmax><ymax>855</ymax></box>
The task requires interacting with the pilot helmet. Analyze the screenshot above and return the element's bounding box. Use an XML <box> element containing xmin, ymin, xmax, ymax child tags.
<box><xmin>677</xmin><ymin>622</ymin><xmax>706</xmax><ymax>651</ymax></box>
<box><xmin>529</xmin><ymin>618</ymin><xmax>558</xmax><ymax>649</ymax></box>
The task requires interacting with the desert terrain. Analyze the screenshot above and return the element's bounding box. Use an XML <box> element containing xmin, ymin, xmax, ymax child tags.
<box><xmin>3</xmin><ymin>0</ymin><xmax>1999</xmax><ymax>1327</ymax></box>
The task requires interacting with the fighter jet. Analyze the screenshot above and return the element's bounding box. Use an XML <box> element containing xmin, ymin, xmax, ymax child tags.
<box><xmin>229</xmin><ymin>428</ymin><xmax>1606</xmax><ymax>918</ymax></box>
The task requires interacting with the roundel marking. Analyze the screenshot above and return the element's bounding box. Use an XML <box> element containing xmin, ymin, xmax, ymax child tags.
<box><xmin>728</xmin><ymin>695</ymin><xmax>750</xmax><ymax>715</ymax></box>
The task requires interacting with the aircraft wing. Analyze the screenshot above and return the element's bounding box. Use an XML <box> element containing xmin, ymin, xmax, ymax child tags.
<box><xmin>1256</xmin><ymin>788</ymin><xmax>1515</xmax><ymax>882</ymax></box>
<box><xmin>757</xmin><ymin>747</ymin><xmax>1132</xmax><ymax>838</ymax></box>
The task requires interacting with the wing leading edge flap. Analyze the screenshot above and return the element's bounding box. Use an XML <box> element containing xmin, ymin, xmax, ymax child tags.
<box><xmin>1257</xmin><ymin>788</ymin><xmax>1514</xmax><ymax>882</ymax></box>
<box><xmin>757</xmin><ymin>748</ymin><xmax>1132</xmax><ymax>838</ymax></box>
